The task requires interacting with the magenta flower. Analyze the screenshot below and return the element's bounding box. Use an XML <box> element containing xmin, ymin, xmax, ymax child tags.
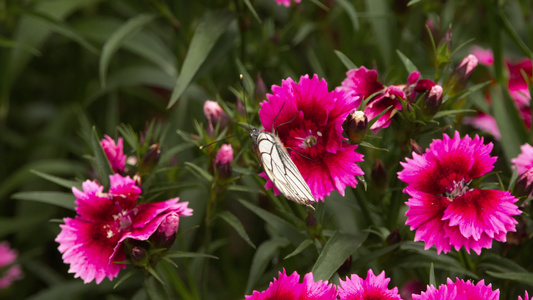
<box><xmin>274</xmin><ymin>0</ymin><xmax>301</xmax><ymax>7</ymax></box>
<box><xmin>244</xmin><ymin>269</ymin><xmax>336</xmax><ymax>300</ymax></box>
<box><xmin>398</xmin><ymin>131</ymin><xmax>521</xmax><ymax>254</ymax></box>
<box><xmin>412</xmin><ymin>278</ymin><xmax>499</xmax><ymax>300</ymax></box>
<box><xmin>339</xmin><ymin>67</ymin><xmax>405</xmax><ymax>132</ymax></box>
<box><xmin>337</xmin><ymin>269</ymin><xmax>401</xmax><ymax>300</ymax></box>
<box><xmin>512</xmin><ymin>144</ymin><xmax>533</xmax><ymax>175</ymax></box>
<box><xmin>0</xmin><ymin>242</ymin><xmax>23</xmax><ymax>289</ymax></box>
<box><xmin>519</xmin><ymin>291</ymin><xmax>532</xmax><ymax>300</ymax></box>
<box><xmin>55</xmin><ymin>174</ymin><xmax>193</xmax><ymax>284</ymax></box>
<box><xmin>101</xmin><ymin>135</ymin><xmax>127</xmax><ymax>173</ymax></box>
<box><xmin>259</xmin><ymin>74</ymin><xmax>364</xmax><ymax>201</ymax></box>
<box><xmin>463</xmin><ymin>113</ymin><xmax>501</xmax><ymax>141</ymax></box>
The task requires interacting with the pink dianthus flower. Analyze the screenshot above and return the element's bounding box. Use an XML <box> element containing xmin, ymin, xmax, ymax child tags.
<box><xmin>338</xmin><ymin>269</ymin><xmax>402</xmax><ymax>300</ymax></box>
<box><xmin>101</xmin><ymin>135</ymin><xmax>127</xmax><ymax>173</ymax></box>
<box><xmin>244</xmin><ymin>269</ymin><xmax>336</xmax><ymax>300</ymax></box>
<box><xmin>519</xmin><ymin>291</ymin><xmax>533</xmax><ymax>300</ymax></box>
<box><xmin>412</xmin><ymin>278</ymin><xmax>499</xmax><ymax>300</ymax></box>
<box><xmin>259</xmin><ymin>74</ymin><xmax>364</xmax><ymax>201</ymax></box>
<box><xmin>0</xmin><ymin>242</ymin><xmax>23</xmax><ymax>289</ymax></box>
<box><xmin>56</xmin><ymin>174</ymin><xmax>193</xmax><ymax>284</ymax></box>
<box><xmin>511</xmin><ymin>144</ymin><xmax>533</xmax><ymax>175</ymax></box>
<box><xmin>398</xmin><ymin>131</ymin><xmax>520</xmax><ymax>254</ymax></box>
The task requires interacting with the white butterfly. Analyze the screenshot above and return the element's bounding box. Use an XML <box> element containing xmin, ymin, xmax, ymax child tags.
<box><xmin>242</xmin><ymin>124</ymin><xmax>316</xmax><ymax>209</ymax></box>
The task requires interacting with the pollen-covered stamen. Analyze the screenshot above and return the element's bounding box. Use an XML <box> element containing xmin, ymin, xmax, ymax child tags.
<box><xmin>297</xmin><ymin>130</ymin><xmax>321</xmax><ymax>149</ymax></box>
<box><xmin>112</xmin><ymin>200</ymin><xmax>133</xmax><ymax>230</ymax></box>
<box><xmin>445</xmin><ymin>179</ymin><xmax>471</xmax><ymax>200</ymax></box>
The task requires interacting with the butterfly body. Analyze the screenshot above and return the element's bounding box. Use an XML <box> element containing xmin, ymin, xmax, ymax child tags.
<box><xmin>245</xmin><ymin>125</ymin><xmax>316</xmax><ymax>209</ymax></box>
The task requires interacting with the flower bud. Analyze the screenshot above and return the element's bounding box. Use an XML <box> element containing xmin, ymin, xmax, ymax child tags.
<box><xmin>203</xmin><ymin>100</ymin><xmax>229</xmax><ymax>137</ymax></box>
<box><xmin>215</xmin><ymin>144</ymin><xmax>234</xmax><ymax>179</ymax></box>
<box><xmin>345</xmin><ymin>110</ymin><xmax>368</xmax><ymax>144</ymax></box>
<box><xmin>100</xmin><ymin>135</ymin><xmax>126</xmax><ymax>173</ymax></box>
<box><xmin>421</xmin><ymin>84</ymin><xmax>443</xmax><ymax>118</ymax></box>
<box><xmin>448</xmin><ymin>54</ymin><xmax>478</xmax><ymax>93</ymax></box>
<box><xmin>130</xmin><ymin>246</ymin><xmax>148</xmax><ymax>266</ymax></box>
<box><xmin>141</xmin><ymin>143</ymin><xmax>161</xmax><ymax>172</ymax></box>
<box><xmin>255</xmin><ymin>74</ymin><xmax>267</xmax><ymax>102</ymax></box>
<box><xmin>514</xmin><ymin>167</ymin><xmax>533</xmax><ymax>198</ymax></box>
<box><xmin>151</xmin><ymin>212</ymin><xmax>180</xmax><ymax>249</ymax></box>
<box><xmin>410</xmin><ymin>139</ymin><xmax>425</xmax><ymax>155</ymax></box>
<box><xmin>371</xmin><ymin>159</ymin><xmax>387</xmax><ymax>190</ymax></box>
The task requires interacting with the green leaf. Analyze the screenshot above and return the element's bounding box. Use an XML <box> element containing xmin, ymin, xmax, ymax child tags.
<box><xmin>284</xmin><ymin>239</ymin><xmax>313</xmax><ymax>260</ymax></box>
<box><xmin>243</xmin><ymin>0</ymin><xmax>262</xmax><ymax>24</ymax></box>
<box><xmin>239</xmin><ymin>199</ymin><xmax>305</xmax><ymax>246</ymax></box>
<box><xmin>90</xmin><ymin>126</ymin><xmax>114</xmax><ymax>187</ymax></box>
<box><xmin>184</xmin><ymin>162</ymin><xmax>213</xmax><ymax>183</ymax></box>
<box><xmin>165</xmin><ymin>251</ymin><xmax>218</xmax><ymax>260</ymax></box>
<box><xmin>486</xmin><ymin>271</ymin><xmax>533</xmax><ymax>286</ymax></box>
<box><xmin>312</xmin><ymin>231</ymin><xmax>368</xmax><ymax>280</ymax></box>
<box><xmin>30</xmin><ymin>170</ymin><xmax>81</xmax><ymax>190</ymax></box>
<box><xmin>336</xmin><ymin>0</ymin><xmax>359</xmax><ymax>31</ymax></box>
<box><xmin>99</xmin><ymin>14</ymin><xmax>157</xmax><ymax>88</ymax></box>
<box><xmin>245</xmin><ymin>238</ymin><xmax>289</xmax><ymax>293</ymax></box>
<box><xmin>12</xmin><ymin>191</ymin><xmax>76</xmax><ymax>210</ymax></box>
<box><xmin>0</xmin><ymin>216</ymin><xmax>51</xmax><ymax>237</ymax></box>
<box><xmin>492</xmin><ymin>85</ymin><xmax>528</xmax><ymax>161</ymax></box>
<box><xmin>167</xmin><ymin>10</ymin><xmax>236</xmax><ymax>108</ymax></box>
<box><xmin>216</xmin><ymin>211</ymin><xmax>255</xmax><ymax>248</ymax></box>
<box><xmin>396</xmin><ymin>49</ymin><xmax>418</xmax><ymax>74</ymax></box>
<box><xmin>0</xmin><ymin>37</ymin><xmax>41</xmax><ymax>56</ymax></box>
<box><xmin>26</xmin><ymin>10</ymin><xmax>99</xmax><ymax>54</ymax></box>
<box><xmin>433</xmin><ymin>109</ymin><xmax>476</xmax><ymax>119</ymax></box>
<box><xmin>335</xmin><ymin>50</ymin><xmax>357</xmax><ymax>70</ymax></box>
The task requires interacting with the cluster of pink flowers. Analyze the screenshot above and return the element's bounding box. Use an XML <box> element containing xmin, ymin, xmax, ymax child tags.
<box><xmin>464</xmin><ymin>47</ymin><xmax>532</xmax><ymax>139</ymax></box>
<box><xmin>244</xmin><ymin>269</ymin><xmax>400</xmax><ymax>300</ymax></box>
<box><xmin>0</xmin><ymin>242</ymin><xmax>23</xmax><ymax>289</ymax></box>
<box><xmin>398</xmin><ymin>131</ymin><xmax>521</xmax><ymax>254</ymax></box>
<box><xmin>56</xmin><ymin>134</ymin><xmax>193</xmax><ymax>284</ymax></box>
<box><xmin>244</xmin><ymin>268</ymin><xmax>532</xmax><ymax>299</ymax></box>
<box><xmin>338</xmin><ymin>67</ymin><xmax>443</xmax><ymax>132</ymax></box>
<box><xmin>258</xmin><ymin>74</ymin><xmax>364</xmax><ymax>201</ymax></box>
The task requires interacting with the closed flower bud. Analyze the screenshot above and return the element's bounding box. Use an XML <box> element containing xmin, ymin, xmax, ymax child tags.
<box><xmin>345</xmin><ymin>110</ymin><xmax>368</xmax><ymax>144</ymax></box>
<box><xmin>421</xmin><ymin>84</ymin><xmax>443</xmax><ymax>118</ymax></box>
<box><xmin>130</xmin><ymin>246</ymin><xmax>148</xmax><ymax>266</ymax></box>
<box><xmin>371</xmin><ymin>159</ymin><xmax>387</xmax><ymax>190</ymax></box>
<box><xmin>203</xmin><ymin>100</ymin><xmax>229</xmax><ymax>137</ymax></box>
<box><xmin>151</xmin><ymin>212</ymin><xmax>180</xmax><ymax>249</ymax></box>
<box><xmin>141</xmin><ymin>143</ymin><xmax>161</xmax><ymax>172</ymax></box>
<box><xmin>215</xmin><ymin>144</ymin><xmax>234</xmax><ymax>179</ymax></box>
<box><xmin>410</xmin><ymin>139</ymin><xmax>424</xmax><ymax>155</ymax></box>
<box><xmin>255</xmin><ymin>74</ymin><xmax>267</xmax><ymax>102</ymax></box>
<box><xmin>448</xmin><ymin>54</ymin><xmax>478</xmax><ymax>93</ymax></box>
<box><xmin>514</xmin><ymin>167</ymin><xmax>533</xmax><ymax>198</ymax></box>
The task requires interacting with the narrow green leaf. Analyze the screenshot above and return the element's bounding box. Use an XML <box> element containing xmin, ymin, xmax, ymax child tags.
<box><xmin>498</xmin><ymin>10</ymin><xmax>533</xmax><ymax>58</ymax></box>
<box><xmin>284</xmin><ymin>239</ymin><xmax>313</xmax><ymax>260</ymax></box>
<box><xmin>243</xmin><ymin>0</ymin><xmax>262</xmax><ymax>24</ymax></box>
<box><xmin>245</xmin><ymin>238</ymin><xmax>289</xmax><ymax>293</ymax></box>
<box><xmin>167</xmin><ymin>10</ymin><xmax>236</xmax><ymax>108</ymax></box>
<box><xmin>0</xmin><ymin>37</ymin><xmax>41</xmax><ymax>56</ymax></box>
<box><xmin>492</xmin><ymin>85</ymin><xmax>528</xmax><ymax>160</ymax></box>
<box><xmin>334</xmin><ymin>50</ymin><xmax>357</xmax><ymax>71</ymax></box>
<box><xmin>91</xmin><ymin>126</ymin><xmax>114</xmax><ymax>187</ymax></box>
<box><xmin>239</xmin><ymin>199</ymin><xmax>305</xmax><ymax>246</ymax></box>
<box><xmin>31</xmin><ymin>170</ymin><xmax>81</xmax><ymax>190</ymax></box>
<box><xmin>165</xmin><ymin>251</ymin><xmax>218</xmax><ymax>259</ymax></box>
<box><xmin>0</xmin><ymin>216</ymin><xmax>50</xmax><ymax>237</ymax></box>
<box><xmin>336</xmin><ymin>0</ymin><xmax>359</xmax><ymax>31</ymax></box>
<box><xmin>99</xmin><ymin>14</ymin><xmax>156</xmax><ymax>88</ymax></box>
<box><xmin>312</xmin><ymin>231</ymin><xmax>367</xmax><ymax>280</ymax></box>
<box><xmin>12</xmin><ymin>191</ymin><xmax>76</xmax><ymax>210</ymax></box>
<box><xmin>396</xmin><ymin>49</ymin><xmax>418</xmax><ymax>74</ymax></box>
<box><xmin>26</xmin><ymin>10</ymin><xmax>99</xmax><ymax>54</ymax></box>
<box><xmin>184</xmin><ymin>162</ymin><xmax>213</xmax><ymax>183</ymax></box>
<box><xmin>433</xmin><ymin>109</ymin><xmax>476</xmax><ymax>119</ymax></box>
<box><xmin>429</xmin><ymin>263</ymin><xmax>436</xmax><ymax>286</ymax></box>
<box><xmin>217</xmin><ymin>211</ymin><xmax>255</xmax><ymax>248</ymax></box>
<box><xmin>486</xmin><ymin>271</ymin><xmax>533</xmax><ymax>286</ymax></box>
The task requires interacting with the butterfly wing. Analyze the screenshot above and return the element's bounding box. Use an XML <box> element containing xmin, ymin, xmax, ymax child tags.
<box><xmin>255</xmin><ymin>131</ymin><xmax>316</xmax><ymax>208</ymax></box>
